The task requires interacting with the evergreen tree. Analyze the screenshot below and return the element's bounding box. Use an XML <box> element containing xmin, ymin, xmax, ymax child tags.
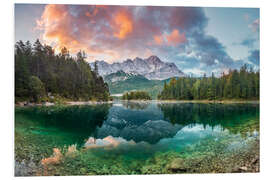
<box><xmin>15</xmin><ymin>40</ymin><xmax>110</xmax><ymax>102</ymax></box>
<box><xmin>28</xmin><ymin>76</ymin><xmax>45</xmax><ymax>102</ymax></box>
<box><xmin>94</xmin><ymin>61</ymin><xmax>99</xmax><ymax>76</ymax></box>
<box><xmin>158</xmin><ymin>66</ymin><xmax>259</xmax><ymax>101</ymax></box>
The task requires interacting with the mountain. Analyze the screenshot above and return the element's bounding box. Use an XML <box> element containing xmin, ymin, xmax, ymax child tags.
<box><xmin>104</xmin><ymin>70</ymin><xmax>141</xmax><ymax>83</ymax></box>
<box><xmin>90</xmin><ymin>55</ymin><xmax>184</xmax><ymax>80</ymax></box>
<box><xmin>104</xmin><ymin>70</ymin><xmax>172</xmax><ymax>99</ymax></box>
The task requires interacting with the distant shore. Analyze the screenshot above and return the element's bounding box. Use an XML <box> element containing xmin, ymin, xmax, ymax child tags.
<box><xmin>15</xmin><ymin>99</ymin><xmax>259</xmax><ymax>107</ymax></box>
<box><xmin>15</xmin><ymin>100</ymin><xmax>113</xmax><ymax>107</ymax></box>
<box><xmin>120</xmin><ymin>99</ymin><xmax>260</xmax><ymax>104</ymax></box>
<box><xmin>65</xmin><ymin>101</ymin><xmax>113</xmax><ymax>105</ymax></box>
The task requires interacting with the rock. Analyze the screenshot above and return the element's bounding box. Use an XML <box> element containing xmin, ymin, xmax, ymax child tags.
<box><xmin>65</xmin><ymin>144</ymin><xmax>77</xmax><ymax>157</ymax></box>
<box><xmin>26</xmin><ymin>102</ymin><xmax>34</xmax><ymax>106</ymax></box>
<box><xmin>239</xmin><ymin>166</ymin><xmax>248</xmax><ymax>171</ymax></box>
<box><xmin>91</xmin><ymin>56</ymin><xmax>184</xmax><ymax>80</ymax></box>
<box><xmin>250</xmin><ymin>156</ymin><xmax>259</xmax><ymax>165</ymax></box>
<box><xmin>15</xmin><ymin>159</ymin><xmax>40</xmax><ymax>176</ymax></box>
<box><xmin>44</xmin><ymin>102</ymin><xmax>54</xmax><ymax>106</ymax></box>
<box><xmin>17</xmin><ymin>102</ymin><xmax>26</xmax><ymax>106</ymax></box>
<box><xmin>167</xmin><ymin>158</ymin><xmax>187</xmax><ymax>172</ymax></box>
<box><xmin>255</xmin><ymin>167</ymin><xmax>259</xmax><ymax>172</ymax></box>
<box><xmin>232</xmin><ymin>166</ymin><xmax>248</xmax><ymax>172</ymax></box>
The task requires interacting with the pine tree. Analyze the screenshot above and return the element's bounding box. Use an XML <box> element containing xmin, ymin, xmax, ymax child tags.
<box><xmin>15</xmin><ymin>39</ymin><xmax>110</xmax><ymax>102</ymax></box>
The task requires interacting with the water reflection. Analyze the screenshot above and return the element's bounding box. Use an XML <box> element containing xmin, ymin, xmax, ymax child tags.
<box><xmin>96</xmin><ymin>102</ymin><xmax>259</xmax><ymax>144</ymax></box>
<box><xmin>15</xmin><ymin>104</ymin><xmax>111</xmax><ymax>145</ymax></box>
<box><xmin>158</xmin><ymin>103</ymin><xmax>259</xmax><ymax>137</ymax></box>
<box><xmin>122</xmin><ymin>101</ymin><xmax>150</xmax><ymax>110</ymax></box>
<box><xmin>15</xmin><ymin>102</ymin><xmax>259</xmax><ymax>147</ymax></box>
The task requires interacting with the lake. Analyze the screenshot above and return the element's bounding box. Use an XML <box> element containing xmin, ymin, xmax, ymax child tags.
<box><xmin>15</xmin><ymin>101</ymin><xmax>259</xmax><ymax>175</ymax></box>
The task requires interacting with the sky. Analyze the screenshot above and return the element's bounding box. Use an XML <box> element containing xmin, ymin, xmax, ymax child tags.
<box><xmin>15</xmin><ymin>4</ymin><xmax>260</xmax><ymax>76</ymax></box>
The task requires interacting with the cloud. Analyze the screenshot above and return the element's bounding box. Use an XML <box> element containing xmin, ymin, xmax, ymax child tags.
<box><xmin>183</xmin><ymin>68</ymin><xmax>206</xmax><ymax>76</ymax></box>
<box><xmin>35</xmin><ymin>4</ymin><xmax>258</xmax><ymax>75</ymax></box>
<box><xmin>240</xmin><ymin>38</ymin><xmax>256</xmax><ymax>48</ymax></box>
<box><xmin>248</xmin><ymin>49</ymin><xmax>260</xmax><ymax>65</ymax></box>
<box><xmin>190</xmin><ymin>31</ymin><xmax>234</xmax><ymax>67</ymax></box>
<box><xmin>112</xmin><ymin>10</ymin><xmax>133</xmax><ymax>39</ymax></box>
<box><xmin>153</xmin><ymin>35</ymin><xmax>163</xmax><ymax>45</ymax></box>
<box><xmin>244</xmin><ymin>14</ymin><xmax>249</xmax><ymax>21</ymax></box>
<box><xmin>249</xmin><ymin>19</ymin><xmax>260</xmax><ymax>32</ymax></box>
<box><xmin>166</xmin><ymin>29</ymin><xmax>186</xmax><ymax>46</ymax></box>
<box><xmin>36</xmin><ymin>5</ymin><xmax>209</xmax><ymax>62</ymax></box>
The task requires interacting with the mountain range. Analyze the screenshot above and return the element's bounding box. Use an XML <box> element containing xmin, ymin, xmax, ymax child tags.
<box><xmin>103</xmin><ymin>70</ymin><xmax>172</xmax><ymax>99</ymax></box>
<box><xmin>90</xmin><ymin>55</ymin><xmax>184</xmax><ymax>80</ymax></box>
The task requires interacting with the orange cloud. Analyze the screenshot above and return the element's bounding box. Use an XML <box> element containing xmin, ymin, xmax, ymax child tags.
<box><xmin>35</xmin><ymin>5</ymin><xmax>193</xmax><ymax>63</ymax></box>
<box><xmin>85</xmin><ymin>12</ymin><xmax>91</xmax><ymax>17</ymax></box>
<box><xmin>37</xmin><ymin>4</ymin><xmax>104</xmax><ymax>56</ymax></box>
<box><xmin>154</xmin><ymin>35</ymin><xmax>163</xmax><ymax>45</ymax></box>
<box><xmin>85</xmin><ymin>6</ymin><xmax>100</xmax><ymax>17</ymax></box>
<box><xmin>112</xmin><ymin>11</ymin><xmax>133</xmax><ymax>39</ymax></box>
<box><xmin>166</xmin><ymin>29</ymin><xmax>186</xmax><ymax>46</ymax></box>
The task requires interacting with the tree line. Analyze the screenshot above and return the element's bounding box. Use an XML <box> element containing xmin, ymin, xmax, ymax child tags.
<box><xmin>158</xmin><ymin>65</ymin><xmax>259</xmax><ymax>100</ymax></box>
<box><xmin>122</xmin><ymin>91</ymin><xmax>152</xmax><ymax>100</ymax></box>
<box><xmin>15</xmin><ymin>39</ymin><xmax>110</xmax><ymax>102</ymax></box>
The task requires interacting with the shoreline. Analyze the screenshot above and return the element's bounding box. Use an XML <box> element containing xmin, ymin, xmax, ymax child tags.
<box><xmin>15</xmin><ymin>101</ymin><xmax>114</xmax><ymax>107</ymax></box>
<box><xmin>120</xmin><ymin>99</ymin><xmax>260</xmax><ymax>104</ymax></box>
<box><xmin>15</xmin><ymin>99</ymin><xmax>259</xmax><ymax>107</ymax></box>
<box><xmin>65</xmin><ymin>101</ymin><xmax>113</xmax><ymax>106</ymax></box>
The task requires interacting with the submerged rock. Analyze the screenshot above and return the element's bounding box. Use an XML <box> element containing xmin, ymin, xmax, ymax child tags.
<box><xmin>166</xmin><ymin>158</ymin><xmax>188</xmax><ymax>172</ymax></box>
<box><xmin>65</xmin><ymin>144</ymin><xmax>78</xmax><ymax>157</ymax></box>
<box><xmin>15</xmin><ymin>159</ymin><xmax>39</xmax><ymax>176</ymax></box>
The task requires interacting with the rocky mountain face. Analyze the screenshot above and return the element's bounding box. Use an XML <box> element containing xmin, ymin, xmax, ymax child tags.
<box><xmin>90</xmin><ymin>56</ymin><xmax>184</xmax><ymax>80</ymax></box>
<box><xmin>103</xmin><ymin>70</ymin><xmax>164</xmax><ymax>98</ymax></box>
<box><xmin>104</xmin><ymin>70</ymin><xmax>142</xmax><ymax>83</ymax></box>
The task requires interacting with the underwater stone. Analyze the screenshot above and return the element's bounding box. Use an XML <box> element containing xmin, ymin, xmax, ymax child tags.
<box><xmin>166</xmin><ymin>158</ymin><xmax>187</xmax><ymax>172</ymax></box>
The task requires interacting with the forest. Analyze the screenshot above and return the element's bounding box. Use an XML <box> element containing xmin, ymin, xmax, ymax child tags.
<box><xmin>122</xmin><ymin>91</ymin><xmax>152</xmax><ymax>100</ymax></box>
<box><xmin>15</xmin><ymin>39</ymin><xmax>110</xmax><ymax>103</ymax></box>
<box><xmin>158</xmin><ymin>65</ymin><xmax>259</xmax><ymax>100</ymax></box>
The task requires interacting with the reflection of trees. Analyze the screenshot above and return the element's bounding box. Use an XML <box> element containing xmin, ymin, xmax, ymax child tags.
<box><xmin>158</xmin><ymin>103</ymin><xmax>259</xmax><ymax>136</ymax></box>
<box><xmin>17</xmin><ymin>104</ymin><xmax>111</xmax><ymax>143</ymax></box>
<box><xmin>122</xmin><ymin>101</ymin><xmax>150</xmax><ymax>110</ymax></box>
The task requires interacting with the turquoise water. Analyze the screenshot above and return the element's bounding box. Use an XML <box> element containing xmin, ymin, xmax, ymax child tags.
<box><xmin>15</xmin><ymin>101</ymin><xmax>259</xmax><ymax>171</ymax></box>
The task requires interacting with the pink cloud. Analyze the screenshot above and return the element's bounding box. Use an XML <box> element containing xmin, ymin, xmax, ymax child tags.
<box><xmin>166</xmin><ymin>29</ymin><xmax>186</xmax><ymax>46</ymax></box>
<box><xmin>249</xmin><ymin>19</ymin><xmax>260</xmax><ymax>32</ymax></box>
<box><xmin>36</xmin><ymin>5</ymin><xmax>198</xmax><ymax>62</ymax></box>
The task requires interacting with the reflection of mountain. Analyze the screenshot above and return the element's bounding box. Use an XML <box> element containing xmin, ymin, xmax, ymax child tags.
<box><xmin>16</xmin><ymin>102</ymin><xmax>259</xmax><ymax>147</ymax></box>
<box><xmin>96</xmin><ymin>103</ymin><xmax>259</xmax><ymax>144</ymax></box>
<box><xmin>96</xmin><ymin>103</ymin><xmax>183</xmax><ymax>144</ymax></box>
<box><xmin>97</xmin><ymin>119</ymin><xmax>183</xmax><ymax>144</ymax></box>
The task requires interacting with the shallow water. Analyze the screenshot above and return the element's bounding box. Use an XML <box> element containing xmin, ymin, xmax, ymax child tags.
<box><xmin>15</xmin><ymin>101</ymin><xmax>259</xmax><ymax>172</ymax></box>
